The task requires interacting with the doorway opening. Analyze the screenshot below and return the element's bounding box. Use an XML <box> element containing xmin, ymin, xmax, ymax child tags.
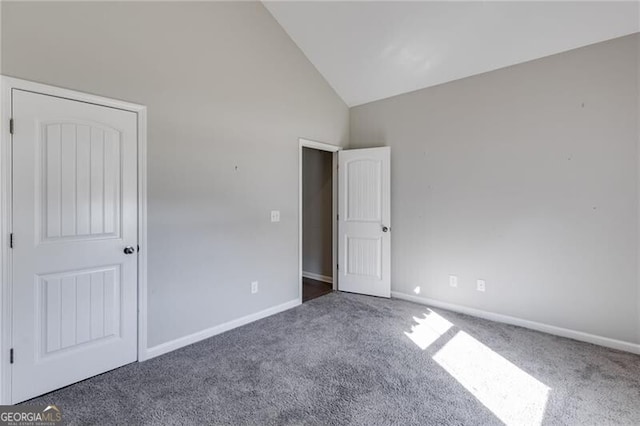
<box><xmin>298</xmin><ymin>139</ymin><xmax>340</xmax><ymax>303</ymax></box>
<box><xmin>299</xmin><ymin>141</ymin><xmax>391</xmax><ymax>302</ymax></box>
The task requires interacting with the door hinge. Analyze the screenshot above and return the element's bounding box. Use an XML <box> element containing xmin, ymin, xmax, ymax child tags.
<box><xmin>9</xmin><ymin>118</ymin><xmax>14</xmax><ymax>135</ymax></box>
<box><xmin>337</xmin><ymin>264</ymin><xmax>339</xmax><ymax>271</ymax></box>
<box><xmin>9</xmin><ymin>233</ymin><xmax>13</xmax><ymax>249</ymax></box>
<box><xmin>9</xmin><ymin>348</ymin><xmax>13</xmax><ymax>364</ymax></box>
<box><xmin>337</xmin><ymin>214</ymin><xmax>339</xmax><ymax>221</ymax></box>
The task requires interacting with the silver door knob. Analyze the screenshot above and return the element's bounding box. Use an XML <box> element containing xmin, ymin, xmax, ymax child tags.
<box><xmin>123</xmin><ymin>246</ymin><xmax>135</xmax><ymax>255</ymax></box>
<box><xmin>382</xmin><ymin>226</ymin><xmax>389</xmax><ymax>233</ymax></box>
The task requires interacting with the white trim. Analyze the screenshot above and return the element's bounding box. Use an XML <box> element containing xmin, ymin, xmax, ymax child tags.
<box><xmin>302</xmin><ymin>271</ymin><xmax>333</xmax><ymax>284</ymax></box>
<box><xmin>299</xmin><ymin>138</ymin><xmax>341</xmax><ymax>153</ymax></box>
<box><xmin>1</xmin><ymin>78</ymin><xmax>145</xmax><ymax>112</ymax></box>
<box><xmin>144</xmin><ymin>299</ymin><xmax>301</xmax><ymax>360</ymax></box>
<box><xmin>391</xmin><ymin>291</ymin><xmax>640</xmax><ymax>355</ymax></box>
<box><xmin>0</xmin><ymin>76</ymin><xmax>149</xmax><ymax>402</ymax></box>
<box><xmin>136</xmin><ymin>106</ymin><xmax>150</xmax><ymax>362</ymax></box>
<box><xmin>0</xmin><ymin>77</ymin><xmax>14</xmax><ymax>406</ymax></box>
<box><xmin>298</xmin><ymin>138</ymin><xmax>341</xmax><ymax>304</ymax></box>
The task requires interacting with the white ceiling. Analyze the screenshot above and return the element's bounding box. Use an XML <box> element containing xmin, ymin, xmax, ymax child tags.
<box><xmin>264</xmin><ymin>1</ymin><xmax>640</xmax><ymax>107</ymax></box>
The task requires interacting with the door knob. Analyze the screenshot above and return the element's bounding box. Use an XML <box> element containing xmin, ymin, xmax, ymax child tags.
<box><xmin>382</xmin><ymin>226</ymin><xmax>389</xmax><ymax>233</ymax></box>
<box><xmin>123</xmin><ymin>246</ymin><xmax>135</xmax><ymax>255</ymax></box>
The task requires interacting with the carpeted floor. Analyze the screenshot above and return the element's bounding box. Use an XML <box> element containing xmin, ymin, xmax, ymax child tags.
<box><xmin>25</xmin><ymin>292</ymin><xmax>640</xmax><ymax>425</ymax></box>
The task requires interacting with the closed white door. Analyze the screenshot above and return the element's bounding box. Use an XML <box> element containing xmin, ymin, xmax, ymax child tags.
<box><xmin>338</xmin><ymin>147</ymin><xmax>390</xmax><ymax>298</ymax></box>
<box><xmin>11</xmin><ymin>90</ymin><xmax>138</xmax><ymax>403</ymax></box>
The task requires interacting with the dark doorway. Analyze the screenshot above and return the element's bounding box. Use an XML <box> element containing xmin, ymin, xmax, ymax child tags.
<box><xmin>302</xmin><ymin>277</ymin><xmax>333</xmax><ymax>302</ymax></box>
<box><xmin>302</xmin><ymin>147</ymin><xmax>334</xmax><ymax>302</ymax></box>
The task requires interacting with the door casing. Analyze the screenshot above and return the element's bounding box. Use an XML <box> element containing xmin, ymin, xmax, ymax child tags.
<box><xmin>299</xmin><ymin>138</ymin><xmax>341</xmax><ymax>302</ymax></box>
<box><xmin>0</xmin><ymin>76</ymin><xmax>148</xmax><ymax>404</ymax></box>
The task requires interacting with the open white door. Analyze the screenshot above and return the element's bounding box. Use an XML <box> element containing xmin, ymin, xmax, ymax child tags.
<box><xmin>11</xmin><ymin>90</ymin><xmax>138</xmax><ymax>403</ymax></box>
<box><xmin>338</xmin><ymin>147</ymin><xmax>390</xmax><ymax>298</ymax></box>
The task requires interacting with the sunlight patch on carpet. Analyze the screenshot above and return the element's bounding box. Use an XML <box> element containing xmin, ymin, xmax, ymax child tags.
<box><xmin>433</xmin><ymin>330</ymin><xmax>550</xmax><ymax>426</ymax></box>
<box><xmin>404</xmin><ymin>309</ymin><xmax>453</xmax><ymax>350</ymax></box>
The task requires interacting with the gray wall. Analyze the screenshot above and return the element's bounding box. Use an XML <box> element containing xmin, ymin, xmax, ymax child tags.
<box><xmin>351</xmin><ymin>34</ymin><xmax>640</xmax><ymax>344</ymax></box>
<box><xmin>302</xmin><ymin>148</ymin><xmax>333</xmax><ymax>278</ymax></box>
<box><xmin>1</xmin><ymin>1</ymin><xmax>349</xmax><ymax>347</ymax></box>
<box><xmin>638</xmin><ymin>32</ymin><xmax>640</xmax><ymax>345</ymax></box>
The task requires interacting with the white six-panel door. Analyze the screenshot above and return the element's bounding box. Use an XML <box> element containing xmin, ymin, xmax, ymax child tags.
<box><xmin>11</xmin><ymin>90</ymin><xmax>138</xmax><ymax>403</ymax></box>
<box><xmin>338</xmin><ymin>147</ymin><xmax>390</xmax><ymax>298</ymax></box>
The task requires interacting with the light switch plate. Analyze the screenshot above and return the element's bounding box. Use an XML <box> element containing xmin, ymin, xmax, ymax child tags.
<box><xmin>271</xmin><ymin>210</ymin><xmax>280</xmax><ymax>222</ymax></box>
<box><xmin>449</xmin><ymin>275</ymin><xmax>458</xmax><ymax>287</ymax></box>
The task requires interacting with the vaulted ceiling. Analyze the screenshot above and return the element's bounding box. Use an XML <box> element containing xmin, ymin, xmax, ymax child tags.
<box><xmin>264</xmin><ymin>1</ymin><xmax>640</xmax><ymax>107</ymax></box>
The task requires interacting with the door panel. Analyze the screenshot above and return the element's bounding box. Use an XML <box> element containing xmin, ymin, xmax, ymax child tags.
<box><xmin>38</xmin><ymin>266</ymin><xmax>121</xmax><ymax>356</ymax></box>
<box><xmin>346</xmin><ymin>236</ymin><xmax>382</xmax><ymax>279</ymax></box>
<box><xmin>346</xmin><ymin>159</ymin><xmax>382</xmax><ymax>222</ymax></box>
<box><xmin>338</xmin><ymin>147</ymin><xmax>390</xmax><ymax>298</ymax></box>
<box><xmin>11</xmin><ymin>90</ymin><xmax>138</xmax><ymax>403</ymax></box>
<box><xmin>41</xmin><ymin>123</ymin><xmax>122</xmax><ymax>242</ymax></box>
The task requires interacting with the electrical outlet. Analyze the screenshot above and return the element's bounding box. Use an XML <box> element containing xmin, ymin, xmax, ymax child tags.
<box><xmin>477</xmin><ymin>280</ymin><xmax>486</xmax><ymax>292</ymax></box>
<box><xmin>251</xmin><ymin>281</ymin><xmax>259</xmax><ymax>294</ymax></box>
<box><xmin>270</xmin><ymin>210</ymin><xmax>280</xmax><ymax>222</ymax></box>
<box><xmin>449</xmin><ymin>275</ymin><xmax>458</xmax><ymax>288</ymax></box>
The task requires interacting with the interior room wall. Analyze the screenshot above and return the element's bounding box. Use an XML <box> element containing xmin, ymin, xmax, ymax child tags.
<box><xmin>302</xmin><ymin>148</ymin><xmax>333</xmax><ymax>279</ymax></box>
<box><xmin>637</xmin><ymin>30</ymin><xmax>640</xmax><ymax>346</ymax></box>
<box><xmin>1</xmin><ymin>1</ymin><xmax>349</xmax><ymax>348</ymax></box>
<box><xmin>350</xmin><ymin>34</ymin><xmax>640</xmax><ymax>344</ymax></box>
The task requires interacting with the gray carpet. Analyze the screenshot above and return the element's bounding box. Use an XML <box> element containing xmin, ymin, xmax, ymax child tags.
<box><xmin>25</xmin><ymin>292</ymin><xmax>640</xmax><ymax>425</ymax></box>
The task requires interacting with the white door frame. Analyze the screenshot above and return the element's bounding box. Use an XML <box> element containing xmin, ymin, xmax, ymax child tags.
<box><xmin>298</xmin><ymin>138</ymin><xmax>341</xmax><ymax>302</ymax></box>
<box><xmin>0</xmin><ymin>76</ymin><xmax>148</xmax><ymax>404</ymax></box>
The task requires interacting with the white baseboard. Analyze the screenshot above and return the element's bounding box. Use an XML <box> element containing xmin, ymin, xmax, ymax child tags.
<box><xmin>391</xmin><ymin>291</ymin><xmax>640</xmax><ymax>355</ymax></box>
<box><xmin>302</xmin><ymin>271</ymin><xmax>333</xmax><ymax>284</ymax></box>
<box><xmin>140</xmin><ymin>298</ymin><xmax>301</xmax><ymax>361</ymax></box>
